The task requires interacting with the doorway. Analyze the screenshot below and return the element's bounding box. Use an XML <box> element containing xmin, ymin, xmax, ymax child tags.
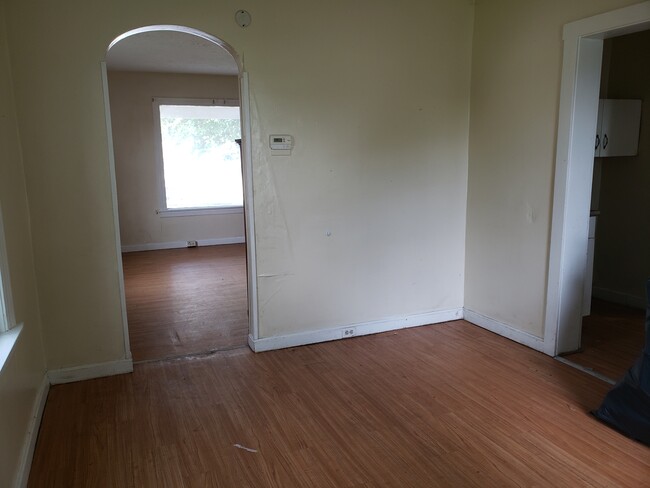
<box><xmin>559</xmin><ymin>29</ymin><xmax>649</xmax><ymax>381</ymax></box>
<box><xmin>546</xmin><ymin>3</ymin><xmax>650</xmax><ymax>360</ymax></box>
<box><xmin>102</xmin><ymin>26</ymin><xmax>258</xmax><ymax>361</ymax></box>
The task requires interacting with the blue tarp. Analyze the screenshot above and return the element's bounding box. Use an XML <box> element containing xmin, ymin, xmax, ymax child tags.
<box><xmin>593</xmin><ymin>280</ymin><xmax>650</xmax><ymax>446</ymax></box>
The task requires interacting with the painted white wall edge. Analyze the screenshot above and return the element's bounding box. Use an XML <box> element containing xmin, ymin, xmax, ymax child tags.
<box><xmin>592</xmin><ymin>287</ymin><xmax>646</xmax><ymax>310</ymax></box>
<box><xmin>464</xmin><ymin>308</ymin><xmax>547</xmax><ymax>354</ymax></box>
<box><xmin>121</xmin><ymin>237</ymin><xmax>245</xmax><ymax>253</ymax></box>
<box><xmin>248</xmin><ymin>308</ymin><xmax>464</xmax><ymax>352</ymax></box>
<box><xmin>15</xmin><ymin>374</ymin><xmax>49</xmax><ymax>488</ymax></box>
<box><xmin>48</xmin><ymin>359</ymin><xmax>133</xmax><ymax>385</ymax></box>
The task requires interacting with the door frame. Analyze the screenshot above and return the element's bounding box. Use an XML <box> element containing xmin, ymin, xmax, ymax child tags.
<box><xmin>101</xmin><ymin>25</ymin><xmax>259</xmax><ymax>360</ymax></box>
<box><xmin>545</xmin><ymin>2</ymin><xmax>650</xmax><ymax>355</ymax></box>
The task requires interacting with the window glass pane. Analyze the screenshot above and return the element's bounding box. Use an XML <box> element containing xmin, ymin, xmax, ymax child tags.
<box><xmin>159</xmin><ymin>104</ymin><xmax>242</xmax><ymax>209</ymax></box>
<box><xmin>0</xmin><ymin>216</ymin><xmax>8</xmax><ymax>332</ymax></box>
<box><xmin>0</xmin><ymin>273</ymin><xmax>6</xmax><ymax>332</ymax></box>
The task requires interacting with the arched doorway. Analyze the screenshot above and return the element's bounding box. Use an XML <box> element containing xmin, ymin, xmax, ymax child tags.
<box><xmin>102</xmin><ymin>25</ymin><xmax>258</xmax><ymax>361</ymax></box>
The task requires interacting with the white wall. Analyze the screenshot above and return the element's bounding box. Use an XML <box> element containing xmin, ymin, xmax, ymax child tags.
<box><xmin>248</xmin><ymin>3</ymin><xmax>473</xmax><ymax>337</ymax></box>
<box><xmin>465</xmin><ymin>0</ymin><xmax>641</xmax><ymax>338</ymax></box>
<box><xmin>0</xmin><ymin>3</ymin><xmax>47</xmax><ymax>485</ymax></box>
<box><xmin>4</xmin><ymin>0</ymin><xmax>474</xmax><ymax>366</ymax></box>
<box><xmin>593</xmin><ymin>29</ymin><xmax>650</xmax><ymax>308</ymax></box>
<box><xmin>108</xmin><ymin>71</ymin><xmax>245</xmax><ymax>251</ymax></box>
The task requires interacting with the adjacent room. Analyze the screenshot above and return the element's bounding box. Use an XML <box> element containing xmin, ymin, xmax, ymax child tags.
<box><xmin>562</xmin><ymin>28</ymin><xmax>650</xmax><ymax>382</ymax></box>
<box><xmin>106</xmin><ymin>31</ymin><xmax>249</xmax><ymax>361</ymax></box>
<box><xmin>1</xmin><ymin>0</ymin><xmax>649</xmax><ymax>486</ymax></box>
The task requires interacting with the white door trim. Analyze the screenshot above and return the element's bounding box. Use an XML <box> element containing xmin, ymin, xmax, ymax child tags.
<box><xmin>101</xmin><ymin>61</ymin><xmax>132</xmax><ymax>360</ymax></box>
<box><xmin>240</xmin><ymin>72</ymin><xmax>260</xmax><ymax>341</ymax></box>
<box><xmin>545</xmin><ymin>2</ymin><xmax>650</xmax><ymax>355</ymax></box>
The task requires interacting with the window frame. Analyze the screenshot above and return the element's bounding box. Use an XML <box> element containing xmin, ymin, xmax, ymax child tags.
<box><xmin>0</xmin><ymin>204</ymin><xmax>16</xmax><ymax>333</ymax></box>
<box><xmin>152</xmin><ymin>97</ymin><xmax>243</xmax><ymax>217</ymax></box>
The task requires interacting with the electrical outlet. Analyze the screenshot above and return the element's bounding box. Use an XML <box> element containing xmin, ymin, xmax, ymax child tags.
<box><xmin>342</xmin><ymin>327</ymin><xmax>356</xmax><ymax>338</ymax></box>
<box><xmin>187</xmin><ymin>240</ymin><xmax>198</xmax><ymax>247</ymax></box>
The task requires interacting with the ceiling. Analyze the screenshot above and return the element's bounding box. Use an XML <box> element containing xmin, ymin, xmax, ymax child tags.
<box><xmin>106</xmin><ymin>30</ymin><xmax>238</xmax><ymax>76</ymax></box>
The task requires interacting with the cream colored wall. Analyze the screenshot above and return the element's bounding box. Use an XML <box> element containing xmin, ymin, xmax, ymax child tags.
<box><xmin>465</xmin><ymin>0</ymin><xmax>641</xmax><ymax>337</ymax></box>
<box><xmin>0</xmin><ymin>2</ymin><xmax>47</xmax><ymax>484</ymax></box>
<box><xmin>248</xmin><ymin>4</ymin><xmax>473</xmax><ymax>336</ymax></box>
<box><xmin>108</xmin><ymin>71</ymin><xmax>245</xmax><ymax>249</ymax></box>
<box><xmin>593</xmin><ymin>29</ymin><xmax>650</xmax><ymax>307</ymax></box>
<box><xmin>5</xmin><ymin>0</ymin><xmax>473</xmax><ymax>364</ymax></box>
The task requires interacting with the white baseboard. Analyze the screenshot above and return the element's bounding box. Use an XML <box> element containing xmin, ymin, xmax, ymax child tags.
<box><xmin>48</xmin><ymin>358</ymin><xmax>133</xmax><ymax>385</ymax></box>
<box><xmin>249</xmin><ymin>308</ymin><xmax>463</xmax><ymax>352</ymax></box>
<box><xmin>463</xmin><ymin>308</ymin><xmax>547</xmax><ymax>354</ymax></box>
<box><xmin>122</xmin><ymin>237</ymin><xmax>244</xmax><ymax>253</ymax></box>
<box><xmin>592</xmin><ymin>286</ymin><xmax>645</xmax><ymax>310</ymax></box>
<box><xmin>15</xmin><ymin>374</ymin><xmax>49</xmax><ymax>488</ymax></box>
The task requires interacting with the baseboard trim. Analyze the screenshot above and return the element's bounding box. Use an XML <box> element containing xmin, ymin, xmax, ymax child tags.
<box><xmin>122</xmin><ymin>237</ymin><xmax>245</xmax><ymax>253</ymax></box>
<box><xmin>15</xmin><ymin>374</ymin><xmax>49</xmax><ymax>488</ymax></box>
<box><xmin>249</xmin><ymin>308</ymin><xmax>463</xmax><ymax>352</ymax></box>
<box><xmin>48</xmin><ymin>358</ymin><xmax>133</xmax><ymax>385</ymax></box>
<box><xmin>592</xmin><ymin>287</ymin><xmax>645</xmax><ymax>310</ymax></box>
<box><xmin>463</xmin><ymin>308</ymin><xmax>547</xmax><ymax>354</ymax></box>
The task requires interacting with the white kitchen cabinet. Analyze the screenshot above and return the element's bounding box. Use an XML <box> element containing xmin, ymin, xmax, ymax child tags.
<box><xmin>594</xmin><ymin>99</ymin><xmax>642</xmax><ymax>157</ymax></box>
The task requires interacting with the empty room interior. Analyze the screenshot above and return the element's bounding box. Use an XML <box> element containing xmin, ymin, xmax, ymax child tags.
<box><xmin>1</xmin><ymin>0</ymin><xmax>649</xmax><ymax>487</ymax></box>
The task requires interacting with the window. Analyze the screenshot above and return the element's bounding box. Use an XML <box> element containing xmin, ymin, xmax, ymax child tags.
<box><xmin>0</xmin><ymin>274</ymin><xmax>8</xmax><ymax>332</ymax></box>
<box><xmin>0</xmin><ymin>205</ymin><xmax>20</xmax><ymax>373</ymax></box>
<box><xmin>0</xmin><ymin>205</ymin><xmax>15</xmax><ymax>332</ymax></box>
<box><xmin>153</xmin><ymin>98</ymin><xmax>243</xmax><ymax>215</ymax></box>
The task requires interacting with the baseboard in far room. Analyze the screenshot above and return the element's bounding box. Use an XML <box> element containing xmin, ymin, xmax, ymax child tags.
<box><xmin>463</xmin><ymin>308</ymin><xmax>547</xmax><ymax>354</ymax></box>
<box><xmin>592</xmin><ymin>286</ymin><xmax>646</xmax><ymax>310</ymax></box>
<box><xmin>15</xmin><ymin>374</ymin><xmax>49</xmax><ymax>488</ymax></box>
<box><xmin>48</xmin><ymin>358</ymin><xmax>133</xmax><ymax>385</ymax></box>
<box><xmin>249</xmin><ymin>308</ymin><xmax>464</xmax><ymax>352</ymax></box>
<box><xmin>121</xmin><ymin>237</ymin><xmax>245</xmax><ymax>253</ymax></box>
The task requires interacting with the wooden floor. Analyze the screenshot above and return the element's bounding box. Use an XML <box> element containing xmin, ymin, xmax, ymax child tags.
<box><xmin>28</xmin><ymin>321</ymin><xmax>649</xmax><ymax>487</ymax></box>
<box><xmin>563</xmin><ymin>299</ymin><xmax>646</xmax><ymax>381</ymax></box>
<box><xmin>122</xmin><ymin>245</ymin><xmax>248</xmax><ymax>362</ymax></box>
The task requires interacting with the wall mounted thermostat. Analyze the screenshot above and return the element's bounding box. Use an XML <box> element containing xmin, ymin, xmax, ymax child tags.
<box><xmin>269</xmin><ymin>134</ymin><xmax>293</xmax><ymax>151</ymax></box>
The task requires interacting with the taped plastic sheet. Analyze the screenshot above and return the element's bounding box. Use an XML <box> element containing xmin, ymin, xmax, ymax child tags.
<box><xmin>593</xmin><ymin>280</ymin><xmax>650</xmax><ymax>446</ymax></box>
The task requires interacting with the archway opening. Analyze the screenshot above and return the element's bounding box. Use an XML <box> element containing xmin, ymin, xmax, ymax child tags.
<box><xmin>103</xmin><ymin>25</ymin><xmax>257</xmax><ymax>361</ymax></box>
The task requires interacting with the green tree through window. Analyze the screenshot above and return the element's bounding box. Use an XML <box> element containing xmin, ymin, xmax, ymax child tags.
<box><xmin>157</xmin><ymin>103</ymin><xmax>242</xmax><ymax>209</ymax></box>
<box><xmin>161</xmin><ymin>117</ymin><xmax>241</xmax><ymax>155</ymax></box>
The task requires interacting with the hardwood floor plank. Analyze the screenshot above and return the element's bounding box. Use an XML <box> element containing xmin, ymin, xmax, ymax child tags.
<box><xmin>28</xmin><ymin>321</ymin><xmax>650</xmax><ymax>487</ymax></box>
<box><xmin>563</xmin><ymin>299</ymin><xmax>645</xmax><ymax>380</ymax></box>
<box><xmin>122</xmin><ymin>245</ymin><xmax>248</xmax><ymax>361</ymax></box>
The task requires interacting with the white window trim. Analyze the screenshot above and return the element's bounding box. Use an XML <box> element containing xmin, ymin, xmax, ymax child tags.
<box><xmin>0</xmin><ymin>323</ymin><xmax>22</xmax><ymax>374</ymax></box>
<box><xmin>156</xmin><ymin>206</ymin><xmax>244</xmax><ymax>218</ymax></box>
<box><xmin>152</xmin><ymin>97</ymin><xmax>243</xmax><ymax>215</ymax></box>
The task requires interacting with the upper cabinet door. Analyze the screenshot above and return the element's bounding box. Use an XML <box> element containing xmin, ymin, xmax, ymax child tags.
<box><xmin>595</xmin><ymin>99</ymin><xmax>642</xmax><ymax>157</ymax></box>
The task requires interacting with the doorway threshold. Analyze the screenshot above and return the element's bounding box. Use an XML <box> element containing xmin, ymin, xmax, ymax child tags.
<box><xmin>133</xmin><ymin>344</ymin><xmax>249</xmax><ymax>366</ymax></box>
<box><xmin>554</xmin><ymin>356</ymin><xmax>616</xmax><ymax>385</ymax></box>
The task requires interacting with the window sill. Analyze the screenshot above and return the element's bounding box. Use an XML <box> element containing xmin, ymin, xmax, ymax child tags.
<box><xmin>0</xmin><ymin>323</ymin><xmax>22</xmax><ymax>375</ymax></box>
<box><xmin>157</xmin><ymin>207</ymin><xmax>243</xmax><ymax>218</ymax></box>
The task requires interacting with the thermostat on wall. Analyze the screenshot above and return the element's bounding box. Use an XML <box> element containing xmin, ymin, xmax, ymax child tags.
<box><xmin>269</xmin><ymin>134</ymin><xmax>293</xmax><ymax>151</ymax></box>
